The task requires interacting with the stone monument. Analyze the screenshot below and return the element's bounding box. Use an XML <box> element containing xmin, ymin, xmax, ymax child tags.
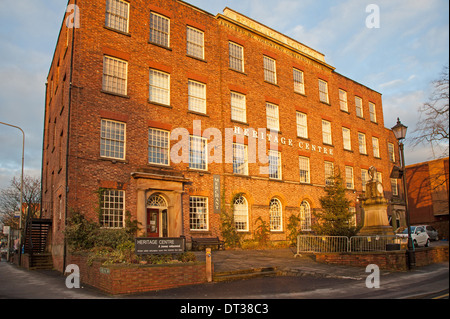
<box><xmin>358</xmin><ymin>166</ymin><xmax>395</xmax><ymax>236</ymax></box>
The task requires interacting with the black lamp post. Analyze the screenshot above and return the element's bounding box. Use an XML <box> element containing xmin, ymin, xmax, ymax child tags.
<box><xmin>391</xmin><ymin>118</ymin><xmax>415</xmax><ymax>269</ymax></box>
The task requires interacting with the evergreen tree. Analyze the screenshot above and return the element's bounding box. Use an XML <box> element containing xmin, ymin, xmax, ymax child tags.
<box><xmin>312</xmin><ymin>172</ymin><xmax>359</xmax><ymax>237</ymax></box>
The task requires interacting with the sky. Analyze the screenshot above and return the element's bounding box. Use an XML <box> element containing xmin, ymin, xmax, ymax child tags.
<box><xmin>0</xmin><ymin>0</ymin><xmax>448</xmax><ymax>190</ymax></box>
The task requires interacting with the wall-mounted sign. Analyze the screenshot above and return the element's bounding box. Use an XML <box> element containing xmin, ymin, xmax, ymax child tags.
<box><xmin>135</xmin><ymin>237</ymin><xmax>185</xmax><ymax>255</ymax></box>
<box><xmin>213</xmin><ymin>175</ymin><xmax>221</xmax><ymax>214</ymax></box>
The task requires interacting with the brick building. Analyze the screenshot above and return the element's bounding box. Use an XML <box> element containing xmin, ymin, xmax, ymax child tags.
<box><xmin>42</xmin><ymin>0</ymin><xmax>403</xmax><ymax>271</ymax></box>
<box><xmin>405</xmin><ymin>158</ymin><xmax>449</xmax><ymax>239</ymax></box>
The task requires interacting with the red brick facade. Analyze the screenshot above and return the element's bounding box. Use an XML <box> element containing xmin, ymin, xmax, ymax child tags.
<box><xmin>43</xmin><ymin>0</ymin><xmax>402</xmax><ymax>272</ymax></box>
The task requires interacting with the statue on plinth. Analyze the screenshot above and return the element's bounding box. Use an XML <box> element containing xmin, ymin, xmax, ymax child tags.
<box><xmin>358</xmin><ymin>166</ymin><xmax>395</xmax><ymax>236</ymax></box>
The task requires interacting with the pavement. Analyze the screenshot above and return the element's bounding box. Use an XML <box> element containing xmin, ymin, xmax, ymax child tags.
<box><xmin>0</xmin><ymin>243</ymin><xmax>448</xmax><ymax>299</ymax></box>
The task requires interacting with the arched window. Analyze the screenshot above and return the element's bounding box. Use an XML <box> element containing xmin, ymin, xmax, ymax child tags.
<box><xmin>300</xmin><ymin>200</ymin><xmax>311</xmax><ymax>231</ymax></box>
<box><xmin>233</xmin><ymin>195</ymin><xmax>248</xmax><ymax>232</ymax></box>
<box><xmin>269</xmin><ymin>198</ymin><xmax>282</xmax><ymax>231</ymax></box>
<box><xmin>147</xmin><ymin>194</ymin><xmax>167</xmax><ymax>208</ymax></box>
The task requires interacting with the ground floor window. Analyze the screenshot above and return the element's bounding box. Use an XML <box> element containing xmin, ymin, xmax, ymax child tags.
<box><xmin>100</xmin><ymin>189</ymin><xmax>125</xmax><ymax>228</ymax></box>
<box><xmin>189</xmin><ymin>196</ymin><xmax>208</xmax><ymax>231</ymax></box>
<box><xmin>233</xmin><ymin>195</ymin><xmax>249</xmax><ymax>231</ymax></box>
<box><xmin>300</xmin><ymin>200</ymin><xmax>311</xmax><ymax>231</ymax></box>
<box><xmin>269</xmin><ymin>198</ymin><xmax>282</xmax><ymax>231</ymax></box>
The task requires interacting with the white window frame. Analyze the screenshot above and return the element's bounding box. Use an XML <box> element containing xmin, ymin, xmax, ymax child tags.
<box><xmin>189</xmin><ymin>196</ymin><xmax>209</xmax><ymax>231</ymax></box>
<box><xmin>322</xmin><ymin>120</ymin><xmax>332</xmax><ymax>145</ymax></box>
<box><xmin>358</xmin><ymin>132</ymin><xmax>367</xmax><ymax>155</ymax></box>
<box><xmin>293</xmin><ymin>68</ymin><xmax>305</xmax><ymax>94</ymax></box>
<box><xmin>369</xmin><ymin>102</ymin><xmax>377</xmax><ymax>123</ymax></box>
<box><xmin>269</xmin><ymin>198</ymin><xmax>283</xmax><ymax>232</ymax></box>
<box><xmin>299</xmin><ymin>156</ymin><xmax>310</xmax><ymax>184</ymax></box>
<box><xmin>361</xmin><ymin>169</ymin><xmax>369</xmax><ymax>192</ymax></box>
<box><xmin>355</xmin><ymin>96</ymin><xmax>363</xmax><ymax>118</ymax></box>
<box><xmin>300</xmin><ymin>200</ymin><xmax>311</xmax><ymax>231</ymax></box>
<box><xmin>233</xmin><ymin>143</ymin><xmax>248</xmax><ymax>175</ymax></box>
<box><xmin>345</xmin><ymin>166</ymin><xmax>354</xmax><ymax>189</ymax></box>
<box><xmin>319</xmin><ymin>79</ymin><xmax>329</xmax><ymax>104</ymax></box>
<box><xmin>268</xmin><ymin>150</ymin><xmax>282</xmax><ymax>180</ymax></box>
<box><xmin>342</xmin><ymin>127</ymin><xmax>351</xmax><ymax>151</ymax></box>
<box><xmin>229</xmin><ymin>42</ymin><xmax>244</xmax><ymax>72</ymax></box>
<box><xmin>148</xmin><ymin>128</ymin><xmax>170</xmax><ymax>165</ymax></box>
<box><xmin>100</xmin><ymin>189</ymin><xmax>125</xmax><ymax>229</ymax></box>
<box><xmin>391</xmin><ymin>178</ymin><xmax>399</xmax><ymax>196</ymax></box>
<box><xmin>100</xmin><ymin>119</ymin><xmax>126</xmax><ymax>160</ymax></box>
<box><xmin>388</xmin><ymin>143</ymin><xmax>396</xmax><ymax>162</ymax></box>
<box><xmin>234</xmin><ymin>195</ymin><xmax>249</xmax><ymax>232</ymax></box>
<box><xmin>372</xmin><ymin>137</ymin><xmax>380</xmax><ymax>158</ymax></box>
<box><xmin>339</xmin><ymin>89</ymin><xmax>348</xmax><ymax>112</ymax></box>
<box><xmin>186</xmin><ymin>26</ymin><xmax>204</xmax><ymax>59</ymax></box>
<box><xmin>266</xmin><ymin>102</ymin><xmax>280</xmax><ymax>132</ymax></box>
<box><xmin>149</xmin><ymin>12</ymin><xmax>170</xmax><ymax>47</ymax></box>
<box><xmin>105</xmin><ymin>0</ymin><xmax>130</xmax><ymax>33</ymax></box>
<box><xmin>263</xmin><ymin>56</ymin><xmax>277</xmax><ymax>84</ymax></box>
<box><xmin>296</xmin><ymin>112</ymin><xmax>308</xmax><ymax>139</ymax></box>
<box><xmin>188</xmin><ymin>80</ymin><xmax>207</xmax><ymax>114</ymax></box>
<box><xmin>231</xmin><ymin>92</ymin><xmax>247</xmax><ymax>123</ymax></box>
<box><xmin>189</xmin><ymin>135</ymin><xmax>207</xmax><ymax>171</ymax></box>
<box><xmin>102</xmin><ymin>56</ymin><xmax>128</xmax><ymax>95</ymax></box>
<box><xmin>324</xmin><ymin>161</ymin><xmax>334</xmax><ymax>186</ymax></box>
<box><xmin>149</xmin><ymin>69</ymin><xmax>170</xmax><ymax>105</ymax></box>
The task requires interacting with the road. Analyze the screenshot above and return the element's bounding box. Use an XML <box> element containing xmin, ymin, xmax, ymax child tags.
<box><xmin>0</xmin><ymin>260</ymin><xmax>447</xmax><ymax>300</ymax></box>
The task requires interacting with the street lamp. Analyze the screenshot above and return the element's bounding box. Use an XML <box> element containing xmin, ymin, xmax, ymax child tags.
<box><xmin>391</xmin><ymin>118</ymin><xmax>415</xmax><ymax>269</ymax></box>
<box><xmin>0</xmin><ymin>121</ymin><xmax>25</xmax><ymax>261</ymax></box>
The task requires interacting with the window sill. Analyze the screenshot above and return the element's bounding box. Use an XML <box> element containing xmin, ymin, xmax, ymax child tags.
<box><xmin>294</xmin><ymin>91</ymin><xmax>307</xmax><ymax>98</ymax></box>
<box><xmin>101</xmin><ymin>90</ymin><xmax>130</xmax><ymax>99</ymax></box>
<box><xmin>148</xmin><ymin>100</ymin><xmax>173</xmax><ymax>108</ymax></box>
<box><xmin>231</xmin><ymin>119</ymin><xmax>248</xmax><ymax>126</ymax></box>
<box><xmin>148</xmin><ymin>41</ymin><xmax>172</xmax><ymax>51</ymax></box>
<box><xmin>229</xmin><ymin>68</ymin><xmax>247</xmax><ymax>76</ymax></box>
<box><xmin>320</xmin><ymin>100</ymin><xmax>331</xmax><ymax>106</ymax></box>
<box><xmin>264</xmin><ymin>80</ymin><xmax>279</xmax><ymax>87</ymax></box>
<box><xmin>188</xmin><ymin>110</ymin><xmax>209</xmax><ymax>117</ymax></box>
<box><xmin>188</xmin><ymin>169</ymin><xmax>210</xmax><ymax>174</ymax></box>
<box><xmin>186</xmin><ymin>54</ymin><xmax>207</xmax><ymax>63</ymax></box>
<box><xmin>104</xmin><ymin>26</ymin><xmax>131</xmax><ymax>37</ymax></box>
<box><xmin>99</xmin><ymin>157</ymin><xmax>128</xmax><ymax>164</ymax></box>
<box><xmin>340</xmin><ymin>109</ymin><xmax>350</xmax><ymax>114</ymax></box>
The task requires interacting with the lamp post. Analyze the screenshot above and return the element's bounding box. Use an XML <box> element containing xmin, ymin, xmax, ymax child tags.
<box><xmin>391</xmin><ymin>118</ymin><xmax>415</xmax><ymax>269</ymax></box>
<box><xmin>0</xmin><ymin>121</ymin><xmax>25</xmax><ymax>260</ymax></box>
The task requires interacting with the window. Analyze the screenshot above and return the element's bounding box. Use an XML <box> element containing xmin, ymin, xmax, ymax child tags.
<box><xmin>186</xmin><ymin>26</ymin><xmax>204</xmax><ymax>59</ymax></box>
<box><xmin>100</xmin><ymin>189</ymin><xmax>124</xmax><ymax>228</ymax></box>
<box><xmin>268</xmin><ymin>150</ymin><xmax>282</xmax><ymax>180</ymax></box>
<box><xmin>391</xmin><ymin>178</ymin><xmax>398</xmax><ymax>196</ymax></box>
<box><xmin>300</xmin><ymin>201</ymin><xmax>311</xmax><ymax>231</ymax></box>
<box><xmin>269</xmin><ymin>198</ymin><xmax>282</xmax><ymax>231</ymax></box>
<box><xmin>322</xmin><ymin>120</ymin><xmax>332</xmax><ymax>145</ymax></box>
<box><xmin>388</xmin><ymin>143</ymin><xmax>395</xmax><ymax>162</ymax></box>
<box><xmin>348</xmin><ymin>207</ymin><xmax>357</xmax><ymax>226</ymax></box>
<box><xmin>369</xmin><ymin>102</ymin><xmax>377</xmax><ymax>123</ymax></box>
<box><xmin>189</xmin><ymin>135</ymin><xmax>207</xmax><ymax>170</ymax></box>
<box><xmin>148</xmin><ymin>128</ymin><xmax>169</xmax><ymax>165</ymax></box>
<box><xmin>342</xmin><ymin>127</ymin><xmax>351</xmax><ymax>151</ymax></box>
<box><xmin>318</xmin><ymin>79</ymin><xmax>329</xmax><ymax>103</ymax></box>
<box><xmin>233</xmin><ymin>143</ymin><xmax>248</xmax><ymax>175</ymax></box>
<box><xmin>355</xmin><ymin>96</ymin><xmax>363</xmax><ymax>118</ymax></box>
<box><xmin>324</xmin><ymin>161</ymin><xmax>334</xmax><ymax>186</ymax></box>
<box><xmin>229</xmin><ymin>42</ymin><xmax>244</xmax><ymax>72</ymax></box>
<box><xmin>263</xmin><ymin>56</ymin><xmax>277</xmax><ymax>84</ymax></box>
<box><xmin>372</xmin><ymin>137</ymin><xmax>380</xmax><ymax>158</ymax></box>
<box><xmin>231</xmin><ymin>92</ymin><xmax>247</xmax><ymax>123</ymax></box>
<box><xmin>293</xmin><ymin>68</ymin><xmax>305</xmax><ymax>94</ymax></box>
<box><xmin>339</xmin><ymin>89</ymin><xmax>348</xmax><ymax>112</ymax></box>
<box><xmin>266</xmin><ymin>102</ymin><xmax>280</xmax><ymax>131</ymax></box>
<box><xmin>299</xmin><ymin>156</ymin><xmax>310</xmax><ymax>183</ymax></box>
<box><xmin>358</xmin><ymin>132</ymin><xmax>367</xmax><ymax>154</ymax></box>
<box><xmin>361</xmin><ymin>169</ymin><xmax>369</xmax><ymax>192</ymax></box>
<box><xmin>345</xmin><ymin>166</ymin><xmax>354</xmax><ymax>189</ymax></box>
<box><xmin>234</xmin><ymin>195</ymin><xmax>248</xmax><ymax>231</ymax></box>
<box><xmin>188</xmin><ymin>80</ymin><xmax>206</xmax><ymax>114</ymax></box>
<box><xmin>103</xmin><ymin>56</ymin><xmax>127</xmax><ymax>95</ymax></box>
<box><xmin>189</xmin><ymin>196</ymin><xmax>208</xmax><ymax>231</ymax></box>
<box><xmin>105</xmin><ymin>0</ymin><xmax>129</xmax><ymax>33</ymax></box>
<box><xmin>149</xmin><ymin>69</ymin><xmax>170</xmax><ymax>105</ymax></box>
<box><xmin>150</xmin><ymin>12</ymin><xmax>170</xmax><ymax>47</ymax></box>
<box><xmin>296</xmin><ymin>112</ymin><xmax>308</xmax><ymax>139</ymax></box>
<box><xmin>100</xmin><ymin>119</ymin><xmax>125</xmax><ymax>160</ymax></box>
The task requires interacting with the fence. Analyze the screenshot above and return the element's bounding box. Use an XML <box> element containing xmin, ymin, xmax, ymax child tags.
<box><xmin>296</xmin><ymin>235</ymin><xmax>403</xmax><ymax>255</ymax></box>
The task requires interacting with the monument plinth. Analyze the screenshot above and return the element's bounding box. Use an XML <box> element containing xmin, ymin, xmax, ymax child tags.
<box><xmin>358</xmin><ymin>167</ymin><xmax>395</xmax><ymax>236</ymax></box>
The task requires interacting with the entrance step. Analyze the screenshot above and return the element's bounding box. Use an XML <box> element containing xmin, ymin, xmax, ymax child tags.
<box><xmin>213</xmin><ymin>267</ymin><xmax>278</xmax><ymax>282</ymax></box>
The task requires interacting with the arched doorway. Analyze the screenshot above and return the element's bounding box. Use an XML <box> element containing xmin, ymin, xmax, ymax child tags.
<box><xmin>147</xmin><ymin>194</ymin><xmax>168</xmax><ymax>238</ymax></box>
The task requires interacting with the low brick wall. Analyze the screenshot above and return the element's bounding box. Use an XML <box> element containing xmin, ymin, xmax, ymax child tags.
<box><xmin>68</xmin><ymin>254</ymin><xmax>208</xmax><ymax>295</ymax></box>
<box><xmin>315</xmin><ymin>245</ymin><xmax>449</xmax><ymax>271</ymax></box>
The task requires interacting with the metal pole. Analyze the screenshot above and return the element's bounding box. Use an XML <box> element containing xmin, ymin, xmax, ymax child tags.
<box><xmin>0</xmin><ymin>122</ymin><xmax>25</xmax><ymax>262</ymax></box>
<box><xmin>399</xmin><ymin>142</ymin><xmax>415</xmax><ymax>269</ymax></box>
